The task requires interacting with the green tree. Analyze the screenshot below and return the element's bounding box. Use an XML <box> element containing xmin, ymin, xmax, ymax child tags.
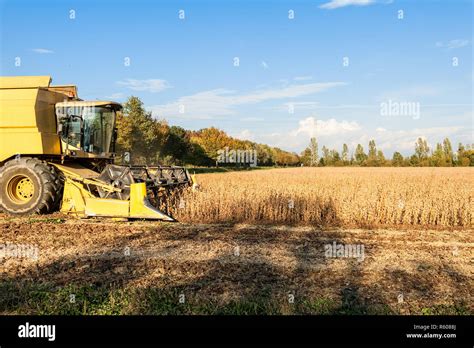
<box><xmin>442</xmin><ymin>138</ymin><xmax>453</xmax><ymax>166</ymax></box>
<box><xmin>163</xmin><ymin>126</ymin><xmax>193</xmax><ymax>164</ymax></box>
<box><xmin>376</xmin><ymin>150</ymin><xmax>386</xmax><ymax>166</ymax></box>
<box><xmin>321</xmin><ymin>146</ymin><xmax>330</xmax><ymax>166</ymax></box>
<box><xmin>310</xmin><ymin>137</ymin><xmax>319</xmax><ymax>166</ymax></box>
<box><xmin>415</xmin><ymin>137</ymin><xmax>430</xmax><ymax>166</ymax></box>
<box><xmin>392</xmin><ymin>152</ymin><xmax>404</xmax><ymax>166</ymax></box>
<box><xmin>342</xmin><ymin>143</ymin><xmax>349</xmax><ymax>164</ymax></box>
<box><xmin>431</xmin><ymin>143</ymin><xmax>445</xmax><ymax>166</ymax></box>
<box><xmin>368</xmin><ymin>140</ymin><xmax>377</xmax><ymax>158</ymax></box>
<box><xmin>330</xmin><ymin>149</ymin><xmax>342</xmax><ymax>166</ymax></box>
<box><xmin>355</xmin><ymin>144</ymin><xmax>367</xmax><ymax>165</ymax></box>
<box><xmin>366</xmin><ymin>139</ymin><xmax>378</xmax><ymax>166</ymax></box>
<box><xmin>409</xmin><ymin>154</ymin><xmax>420</xmax><ymax>166</ymax></box>
<box><xmin>117</xmin><ymin>96</ymin><xmax>166</xmax><ymax>164</ymax></box>
<box><xmin>300</xmin><ymin>147</ymin><xmax>312</xmax><ymax>166</ymax></box>
<box><xmin>456</xmin><ymin>142</ymin><xmax>474</xmax><ymax>166</ymax></box>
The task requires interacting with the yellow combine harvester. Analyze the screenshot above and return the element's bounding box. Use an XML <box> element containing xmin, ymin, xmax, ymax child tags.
<box><xmin>0</xmin><ymin>76</ymin><xmax>192</xmax><ymax>220</ymax></box>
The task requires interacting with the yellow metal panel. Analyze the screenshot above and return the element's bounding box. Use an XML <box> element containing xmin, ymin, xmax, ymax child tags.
<box><xmin>58</xmin><ymin>177</ymin><xmax>174</xmax><ymax>220</ymax></box>
<box><xmin>85</xmin><ymin>198</ymin><xmax>130</xmax><ymax>217</ymax></box>
<box><xmin>0</xmin><ymin>77</ymin><xmax>64</xmax><ymax>162</ymax></box>
<box><xmin>47</xmin><ymin>85</ymin><xmax>78</xmax><ymax>98</ymax></box>
<box><xmin>0</xmin><ymin>76</ymin><xmax>51</xmax><ymax>89</ymax></box>
<box><xmin>52</xmin><ymin>162</ymin><xmax>99</xmax><ymax>179</ymax></box>
<box><xmin>41</xmin><ymin>133</ymin><xmax>62</xmax><ymax>155</ymax></box>
<box><xmin>0</xmin><ymin>131</ymin><xmax>60</xmax><ymax>162</ymax></box>
<box><xmin>129</xmin><ymin>183</ymin><xmax>174</xmax><ymax>220</ymax></box>
<box><xmin>36</xmin><ymin>88</ymin><xmax>65</xmax><ymax>133</ymax></box>
<box><xmin>0</xmin><ymin>88</ymin><xmax>38</xmax><ymax>128</ymax></box>
<box><xmin>60</xmin><ymin>179</ymin><xmax>91</xmax><ymax>216</ymax></box>
<box><xmin>0</xmin><ymin>131</ymin><xmax>42</xmax><ymax>162</ymax></box>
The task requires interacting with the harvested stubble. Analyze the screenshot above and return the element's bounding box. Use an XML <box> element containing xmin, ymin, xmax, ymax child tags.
<box><xmin>171</xmin><ymin>167</ymin><xmax>473</xmax><ymax>228</ymax></box>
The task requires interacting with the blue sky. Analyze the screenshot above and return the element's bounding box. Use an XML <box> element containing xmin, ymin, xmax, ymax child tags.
<box><xmin>1</xmin><ymin>0</ymin><xmax>472</xmax><ymax>156</ymax></box>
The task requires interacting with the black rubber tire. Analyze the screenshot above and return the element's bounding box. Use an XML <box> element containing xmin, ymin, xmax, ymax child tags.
<box><xmin>0</xmin><ymin>158</ymin><xmax>62</xmax><ymax>215</ymax></box>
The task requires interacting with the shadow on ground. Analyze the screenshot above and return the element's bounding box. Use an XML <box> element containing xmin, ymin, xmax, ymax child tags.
<box><xmin>0</xmin><ymin>220</ymin><xmax>471</xmax><ymax>315</ymax></box>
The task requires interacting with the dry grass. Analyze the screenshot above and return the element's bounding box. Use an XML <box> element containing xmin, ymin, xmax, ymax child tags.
<box><xmin>172</xmin><ymin>167</ymin><xmax>473</xmax><ymax>228</ymax></box>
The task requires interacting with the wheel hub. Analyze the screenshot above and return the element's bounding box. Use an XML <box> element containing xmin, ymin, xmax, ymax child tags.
<box><xmin>6</xmin><ymin>175</ymin><xmax>34</xmax><ymax>203</ymax></box>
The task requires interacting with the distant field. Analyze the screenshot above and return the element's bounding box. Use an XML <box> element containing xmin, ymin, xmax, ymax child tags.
<box><xmin>172</xmin><ymin>167</ymin><xmax>474</xmax><ymax>228</ymax></box>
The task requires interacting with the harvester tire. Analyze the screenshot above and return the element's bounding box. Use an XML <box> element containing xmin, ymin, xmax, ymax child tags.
<box><xmin>0</xmin><ymin>158</ymin><xmax>62</xmax><ymax>215</ymax></box>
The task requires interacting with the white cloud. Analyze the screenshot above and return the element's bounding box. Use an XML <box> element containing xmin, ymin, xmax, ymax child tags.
<box><xmin>365</xmin><ymin>126</ymin><xmax>464</xmax><ymax>152</ymax></box>
<box><xmin>117</xmin><ymin>79</ymin><xmax>170</xmax><ymax>93</ymax></box>
<box><xmin>261</xmin><ymin>61</ymin><xmax>269</xmax><ymax>69</ymax></box>
<box><xmin>235</xmin><ymin>129</ymin><xmax>255</xmax><ymax>141</ymax></box>
<box><xmin>435</xmin><ymin>39</ymin><xmax>470</xmax><ymax>50</ymax></box>
<box><xmin>290</xmin><ymin>117</ymin><xmax>361</xmax><ymax>138</ymax></box>
<box><xmin>149</xmin><ymin>89</ymin><xmax>235</xmax><ymax>120</ymax></box>
<box><xmin>31</xmin><ymin>48</ymin><xmax>54</xmax><ymax>54</ymax></box>
<box><xmin>235</xmin><ymin>82</ymin><xmax>346</xmax><ymax>103</ymax></box>
<box><xmin>104</xmin><ymin>92</ymin><xmax>125</xmax><ymax>100</ymax></box>
<box><xmin>320</xmin><ymin>0</ymin><xmax>375</xmax><ymax>10</ymax></box>
<box><xmin>148</xmin><ymin>82</ymin><xmax>346</xmax><ymax>119</ymax></box>
<box><xmin>242</xmin><ymin>117</ymin><xmax>468</xmax><ymax>156</ymax></box>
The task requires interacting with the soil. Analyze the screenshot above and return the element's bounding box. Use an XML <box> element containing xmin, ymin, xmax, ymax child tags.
<box><xmin>1</xmin><ymin>214</ymin><xmax>472</xmax><ymax>314</ymax></box>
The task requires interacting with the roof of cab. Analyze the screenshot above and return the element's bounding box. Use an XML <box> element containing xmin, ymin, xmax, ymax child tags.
<box><xmin>56</xmin><ymin>100</ymin><xmax>123</xmax><ymax>109</ymax></box>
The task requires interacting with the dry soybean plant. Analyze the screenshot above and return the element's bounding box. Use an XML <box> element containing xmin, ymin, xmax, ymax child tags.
<box><xmin>170</xmin><ymin>167</ymin><xmax>473</xmax><ymax>228</ymax></box>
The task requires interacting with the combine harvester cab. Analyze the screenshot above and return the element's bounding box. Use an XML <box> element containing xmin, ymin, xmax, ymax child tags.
<box><xmin>0</xmin><ymin>75</ymin><xmax>192</xmax><ymax>220</ymax></box>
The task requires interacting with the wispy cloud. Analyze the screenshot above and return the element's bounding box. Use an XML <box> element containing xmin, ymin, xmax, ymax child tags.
<box><xmin>268</xmin><ymin>101</ymin><xmax>320</xmax><ymax>113</ymax></box>
<box><xmin>104</xmin><ymin>92</ymin><xmax>125</xmax><ymax>100</ymax></box>
<box><xmin>117</xmin><ymin>79</ymin><xmax>170</xmax><ymax>93</ymax></box>
<box><xmin>435</xmin><ymin>39</ymin><xmax>470</xmax><ymax>50</ymax></box>
<box><xmin>290</xmin><ymin>117</ymin><xmax>361</xmax><ymax>138</ymax></box>
<box><xmin>148</xmin><ymin>82</ymin><xmax>346</xmax><ymax>119</ymax></box>
<box><xmin>261</xmin><ymin>61</ymin><xmax>269</xmax><ymax>69</ymax></box>
<box><xmin>319</xmin><ymin>0</ymin><xmax>376</xmax><ymax>10</ymax></box>
<box><xmin>31</xmin><ymin>48</ymin><xmax>54</xmax><ymax>54</ymax></box>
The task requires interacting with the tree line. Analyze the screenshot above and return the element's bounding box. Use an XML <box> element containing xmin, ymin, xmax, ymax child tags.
<box><xmin>115</xmin><ymin>96</ymin><xmax>299</xmax><ymax>166</ymax></box>
<box><xmin>300</xmin><ymin>137</ymin><xmax>474</xmax><ymax>167</ymax></box>
<box><xmin>116</xmin><ymin>96</ymin><xmax>473</xmax><ymax>167</ymax></box>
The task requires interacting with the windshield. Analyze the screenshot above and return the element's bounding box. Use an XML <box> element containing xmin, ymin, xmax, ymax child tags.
<box><xmin>58</xmin><ymin>105</ymin><xmax>116</xmax><ymax>154</ymax></box>
<box><xmin>82</xmin><ymin>107</ymin><xmax>115</xmax><ymax>154</ymax></box>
